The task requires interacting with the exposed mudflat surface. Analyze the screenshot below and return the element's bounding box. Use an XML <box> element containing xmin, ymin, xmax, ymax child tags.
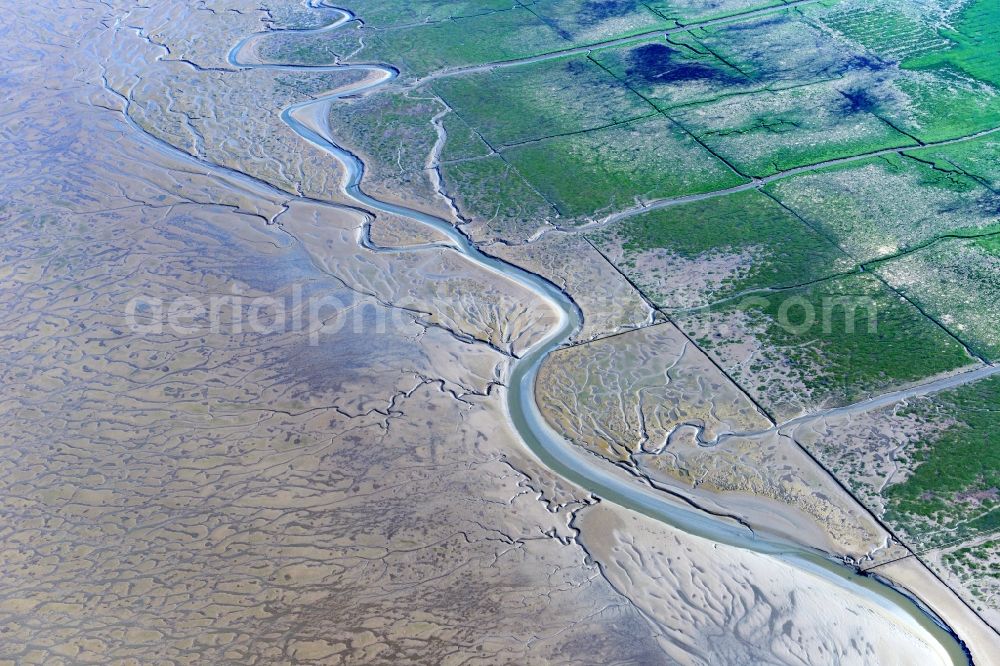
<box><xmin>1</xmin><ymin>1</ymin><xmax>993</xmax><ymax>664</ymax></box>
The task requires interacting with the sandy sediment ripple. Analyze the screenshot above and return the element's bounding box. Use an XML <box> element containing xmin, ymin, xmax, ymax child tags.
<box><xmin>0</xmin><ymin>0</ymin><xmax>983</xmax><ymax>663</ymax></box>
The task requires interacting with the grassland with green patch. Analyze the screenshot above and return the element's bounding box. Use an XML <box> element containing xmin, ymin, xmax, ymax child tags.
<box><xmin>257</xmin><ymin>23</ymin><xmax>366</xmax><ymax>65</ymax></box>
<box><xmin>589</xmin><ymin>36</ymin><xmax>752</xmax><ymax>109</ymax></box>
<box><xmin>906</xmin><ymin>134</ymin><xmax>1000</xmax><ymax>190</ymax></box>
<box><xmin>439</xmin><ymin>155</ymin><xmax>560</xmax><ymax>241</ymax></box>
<box><xmin>766</xmin><ymin>154</ymin><xmax>1000</xmax><ymax>261</ymax></box>
<box><xmin>433</xmin><ymin>56</ymin><xmax>651</xmax><ymax>146</ymax></box>
<box><xmin>502</xmin><ymin>114</ymin><xmax>747</xmax><ymax>220</ymax></box>
<box><xmin>359</xmin><ymin>7</ymin><xmax>569</xmax><ymax>77</ymax></box>
<box><xmin>812</xmin><ymin>0</ymin><xmax>952</xmax><ymax>62</ymax></box>
<box><xmin>671</xmin><ymin>79</ymin><xmax>916</xmax><ymax>177</ymax></box>
<box><xmin>938</xmin><ymin>539</ymin><xmax>1000</xmax><ymax>613</ymax></box>
<box><xmin>588</xmin><ymin>189</ymin><xmax>852</xmax><ymax>307</ymax></box>
<box><xmin>328</xmin><ymin>90</ymin><xmax>442</xmax><ymax>200</ymax></box>
<box><xmin>811</xmin><ymin>0</ymin><xmax>1000</xmax><ymax>142</ymax></box>
<box><xmin>902</xmin><ymin>0</ymin><xmax>1000</xmax><ymax>89</ymax></box>
<box><xmin>438</xmin><ymin>113</ymin><xmax>493</xmax><ymax>162</ymax></box>
<box><xmin>647</xmin><ymin>0</ymin><xmax>787</xmax><ymax>24</ymax></box>
<box><xmin>884</xmin><ymin>376</ymin><xmax>1000</xmax><ymax>547</ymax></box>
<box><xmin>528</xmin><ymin>0</ymin><xmax>671</xmax><ymax>43</ymax></box>
<box><xmin>874</xmin><ymin>235</ymin><xmax>1000</xmax><ymax>361</ymax></box>
<box><xmin>684</xmin><ymin>10</ymin><xmax>869</xmax><ymax>87</ymax></box>
<box><xmin>677</xmin><ymin>273</ymin><xmax>974</xmax><ymax>419</ymax></box>
<box><xmin>336</xmin><ymin>0</ymin><xmax>520</xmax><ymax>29</ymax></box>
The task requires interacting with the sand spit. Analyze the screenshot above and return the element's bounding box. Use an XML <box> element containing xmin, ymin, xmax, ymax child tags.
<box><xmin>874</xmin><ymin>559</ymin><xmax>998</xmax><ymax>666</ymax></box>
<box><xmin>579</xmin><ymin>503</ymin><xmax>958</xmax><ymax>665</ymax></box>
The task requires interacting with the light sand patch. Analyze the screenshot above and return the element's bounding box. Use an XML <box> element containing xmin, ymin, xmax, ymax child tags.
<box><xmin>579</xmin><ymin>502</ymin><xmax>958</xmax><ymax>666</ymax></box>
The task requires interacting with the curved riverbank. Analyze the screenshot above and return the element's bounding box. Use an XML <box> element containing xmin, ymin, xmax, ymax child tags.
<box><xmin>226</xmin><ymin>5</ymin><xmax>971</xmax><ymax>664</ymax></box>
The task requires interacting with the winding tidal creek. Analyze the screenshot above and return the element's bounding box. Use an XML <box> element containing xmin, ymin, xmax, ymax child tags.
<box><xmin>224</xmin><ymin>4</ymin><xmax>971</xmax><ymax>664</ymax></box>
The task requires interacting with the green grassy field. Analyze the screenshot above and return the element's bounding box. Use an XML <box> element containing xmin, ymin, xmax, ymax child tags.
<box><xmin>590</xmin><ymin>36</ymin><xmax>753</xmax><ymax>110</ymax></box>
<box><xmin>677</xmin><ymin>273</ymin><xmax>974</xmax><ymax>417</ymax></box>
<box><xmin>502</xmin><ymin>114</ymin><xmax>747</xmax><ymax>220</ymax></box>
<box><xmin>885</xmin><ymin>69</ymin><xmax>1000</xmax><ymax>143</ymax></box>
<box><xmin>588</xmin><ymin>189</ymin><xmax>852</xmax><ymax>307</ymax></box>
<box><xmin>813</xmin><ymin>0</ymin><xmax>951</xmax><ymax>62</ymax></box>
<box><xmin>258</xmin><ymin>26</ymin><xmax>362</xmax><ymax>65</ymax></box>
<box><xmin>439</xmin><ymin>155</ymin><xmax>560</xmax><ymax>240</ymax></box>
<box><xmin>874</xmin><ymin>235</ymin><xmax>1000</xmax><ymax>361</ymax></box>
<box><xmin>528</xmin><ymin>0</ymin><xmax>671</xmax><ymax>43</ymax></box>
<box><xmin>647</xmin><ymin>0</ymin><xmax>787</xmax><ymax>24</ymax></box>
<box><xmin>903</xmin><ymin>0</ymin><xmax>1000</xmax><ymax>88</ymax></box>
<box><xmin>766</xmin><ymin>154</ymin><xmax>1000</xmax><ymax>261</ymax></box>
<box><xmin>685</xmin><ymin>9</ymin><xmax>865</xmax><ymax>87</ymax></box>
<box><xmin>811</xmin><ymin>0</ymin><xmax>1000</xmax><ymax>142</ymax></box>
<box><xmin>886</xmin><ymin>376</ymin><xmax>1000</xmax><ymax>547</ymax></box>
<box><xmin>671</xmin><ymin>80</ymin><xmax>916</xmax><ymax>177</ymax></box>
<box><xmin>906</xmin><ymin>135</ymin><xmax>1000</xmax><ymax>191</ymax></box>
<box><xmin>335</xmin><ymin>0</ymin><xmax>519</xmax><ymax>29</ymax></box>
<box><xmin>434</xmin><ymin>56</ymin><xmax>651</xmax><ymax>147</ymax></box>
<box><xmin>360</xmin><ymin>7</ymin><xmax>569</xmax><ymax>76</ymax></box>
<box><xmin>438</xmin><ymin>113</ymin><xmax>493</xmax><ymax>162</ymax></box>
<box><xmin>328</xmin><ymin>90</ymin><xmax>441</xmax><ymax>185</ymax></box>
<box><xmin>940</xmin><ymin>539</ymin><xmax>1000</xmax><ymax>609</ymax></box>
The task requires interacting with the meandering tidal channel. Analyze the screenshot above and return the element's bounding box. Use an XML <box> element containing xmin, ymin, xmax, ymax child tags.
<box><xmin>223</xmin><ymin>3</ymin><xmax>970</xmax><ymax>663</ymax></box>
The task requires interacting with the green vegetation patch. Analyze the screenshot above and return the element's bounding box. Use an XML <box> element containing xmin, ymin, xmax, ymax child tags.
<box><xmin>328</xmin><ymin>90</ymin><xmax>442</xmax><ymax>183</ymax></box>
<box><xmin>588</xmin><ymin>189</ymin><xmax>852</xmax><ymax>308</ymax></box>
<box><xmin>344</xmin><ymin>0</ymin><xmax>670</xmax><ymax>36</ymax></box>
<box><xmin>360</xmin><ymin>7</ymin><xmax>569</xmax><ymax>77</ymax></box>
<box><xmin>439</xmin><ymin>113</ymin><xmax>493</xmax><ymax>162</ymax></box>
<box><xmin>880</xmin><ymin>68</ymin><xmax>1000</xmax><ymax>144</ymax></box>
<box><xmin>813</xmin><ymin>0</ymin><xmax>953</xmax><ymax>63</ymax></box>
<box><xmin>265</xmin><ymin>3</ymin><xmax>353</xmax><ymax>30</ymax></box>
<box><xmin>672</xmin><ymin>79</ymin><xmax>915</xmax><ymax>177</ymax></box>
<box><xmin>685</xmin><ymin>10</ymin><xmax>871</xmax><ymax>87</ymax></box>
<box><xmin>766</xmin><ymin>154</ymin><xmax>1000</xmax><ymax>262</ymax></box>
<box><xmin>590</xmin><ymin>36</ymin><xmax>752</xmax><ymax>109</ymax></box>
<box><xmin>811</xmin><ymin>0</ymin><xmax>1000</xmax><ymax>143</ymax></box>
<box><xmin>350</xmin><ymin>0</ymin><xmax>704</xmax><ymax>77</ymax></box>
<box><xmin>939</xmin><ymin>539</ymin><xmax>1000</xmax><ymax>610</ymax></box>
<box><xmin>528</xmin><ymin>0</ymin><xmax>671</xmax><ymax>43</ymax></box>
<box><xmin>978</xmin><ymin>236</ymin><xmax>1000</xmax><ymax>256</ymax></box>
<box><xmin>502</xmin><ymin>114</ymin><xmax>748</xmax><ymax>220</ymax></box>
<box><xmin>646</xmin><ymin>0</ymin><xmax>787</xmax><ymax>24</ymax></box>
<box><xmin>906</xmin><ymin>134</ymin><xmax>1000</xmax><ymax>191</ymax></box>
<box><xmin>884</xmin><ymin>375</ymin><xmax>1000</xmax><ymax>546</ymax></box>
<box><xmin>440</xmin><ymin>155</ymin><xmax>559</xmax><ymax>241</ymax></box>
<box><xmin>676</xmin><ymin>273</ymin><xmax>973</xmax><ymax>418</ymax></box>
<box><xmin>256</xmin><ymin>22</ymin><xmax>366</xmax><ymax>65</ymax></box>
<box><xmin>874</xmin><ymin>235</ymin><xmax>1000</xmax><ymax>361</ymax></box>
<box><xmin>903</xmin><ymin>0</ymin><xmax>1000</xmax><ymax>89</ymax></box>
<box><xmin>434</xmin><ymin>56</ymin><xmax>651</xmax><ymax>147</ymax></box>
<box><xmin>336</xmin><ymin>0</ymin><xmax>518</xmax><ymax>29</ymax></box>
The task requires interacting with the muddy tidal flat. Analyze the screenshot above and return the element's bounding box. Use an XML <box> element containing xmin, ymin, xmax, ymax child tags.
<box><xmin>1</xmin><ymin>1</ymin><xmax>997</xmax><ymax>665</ymax></box>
